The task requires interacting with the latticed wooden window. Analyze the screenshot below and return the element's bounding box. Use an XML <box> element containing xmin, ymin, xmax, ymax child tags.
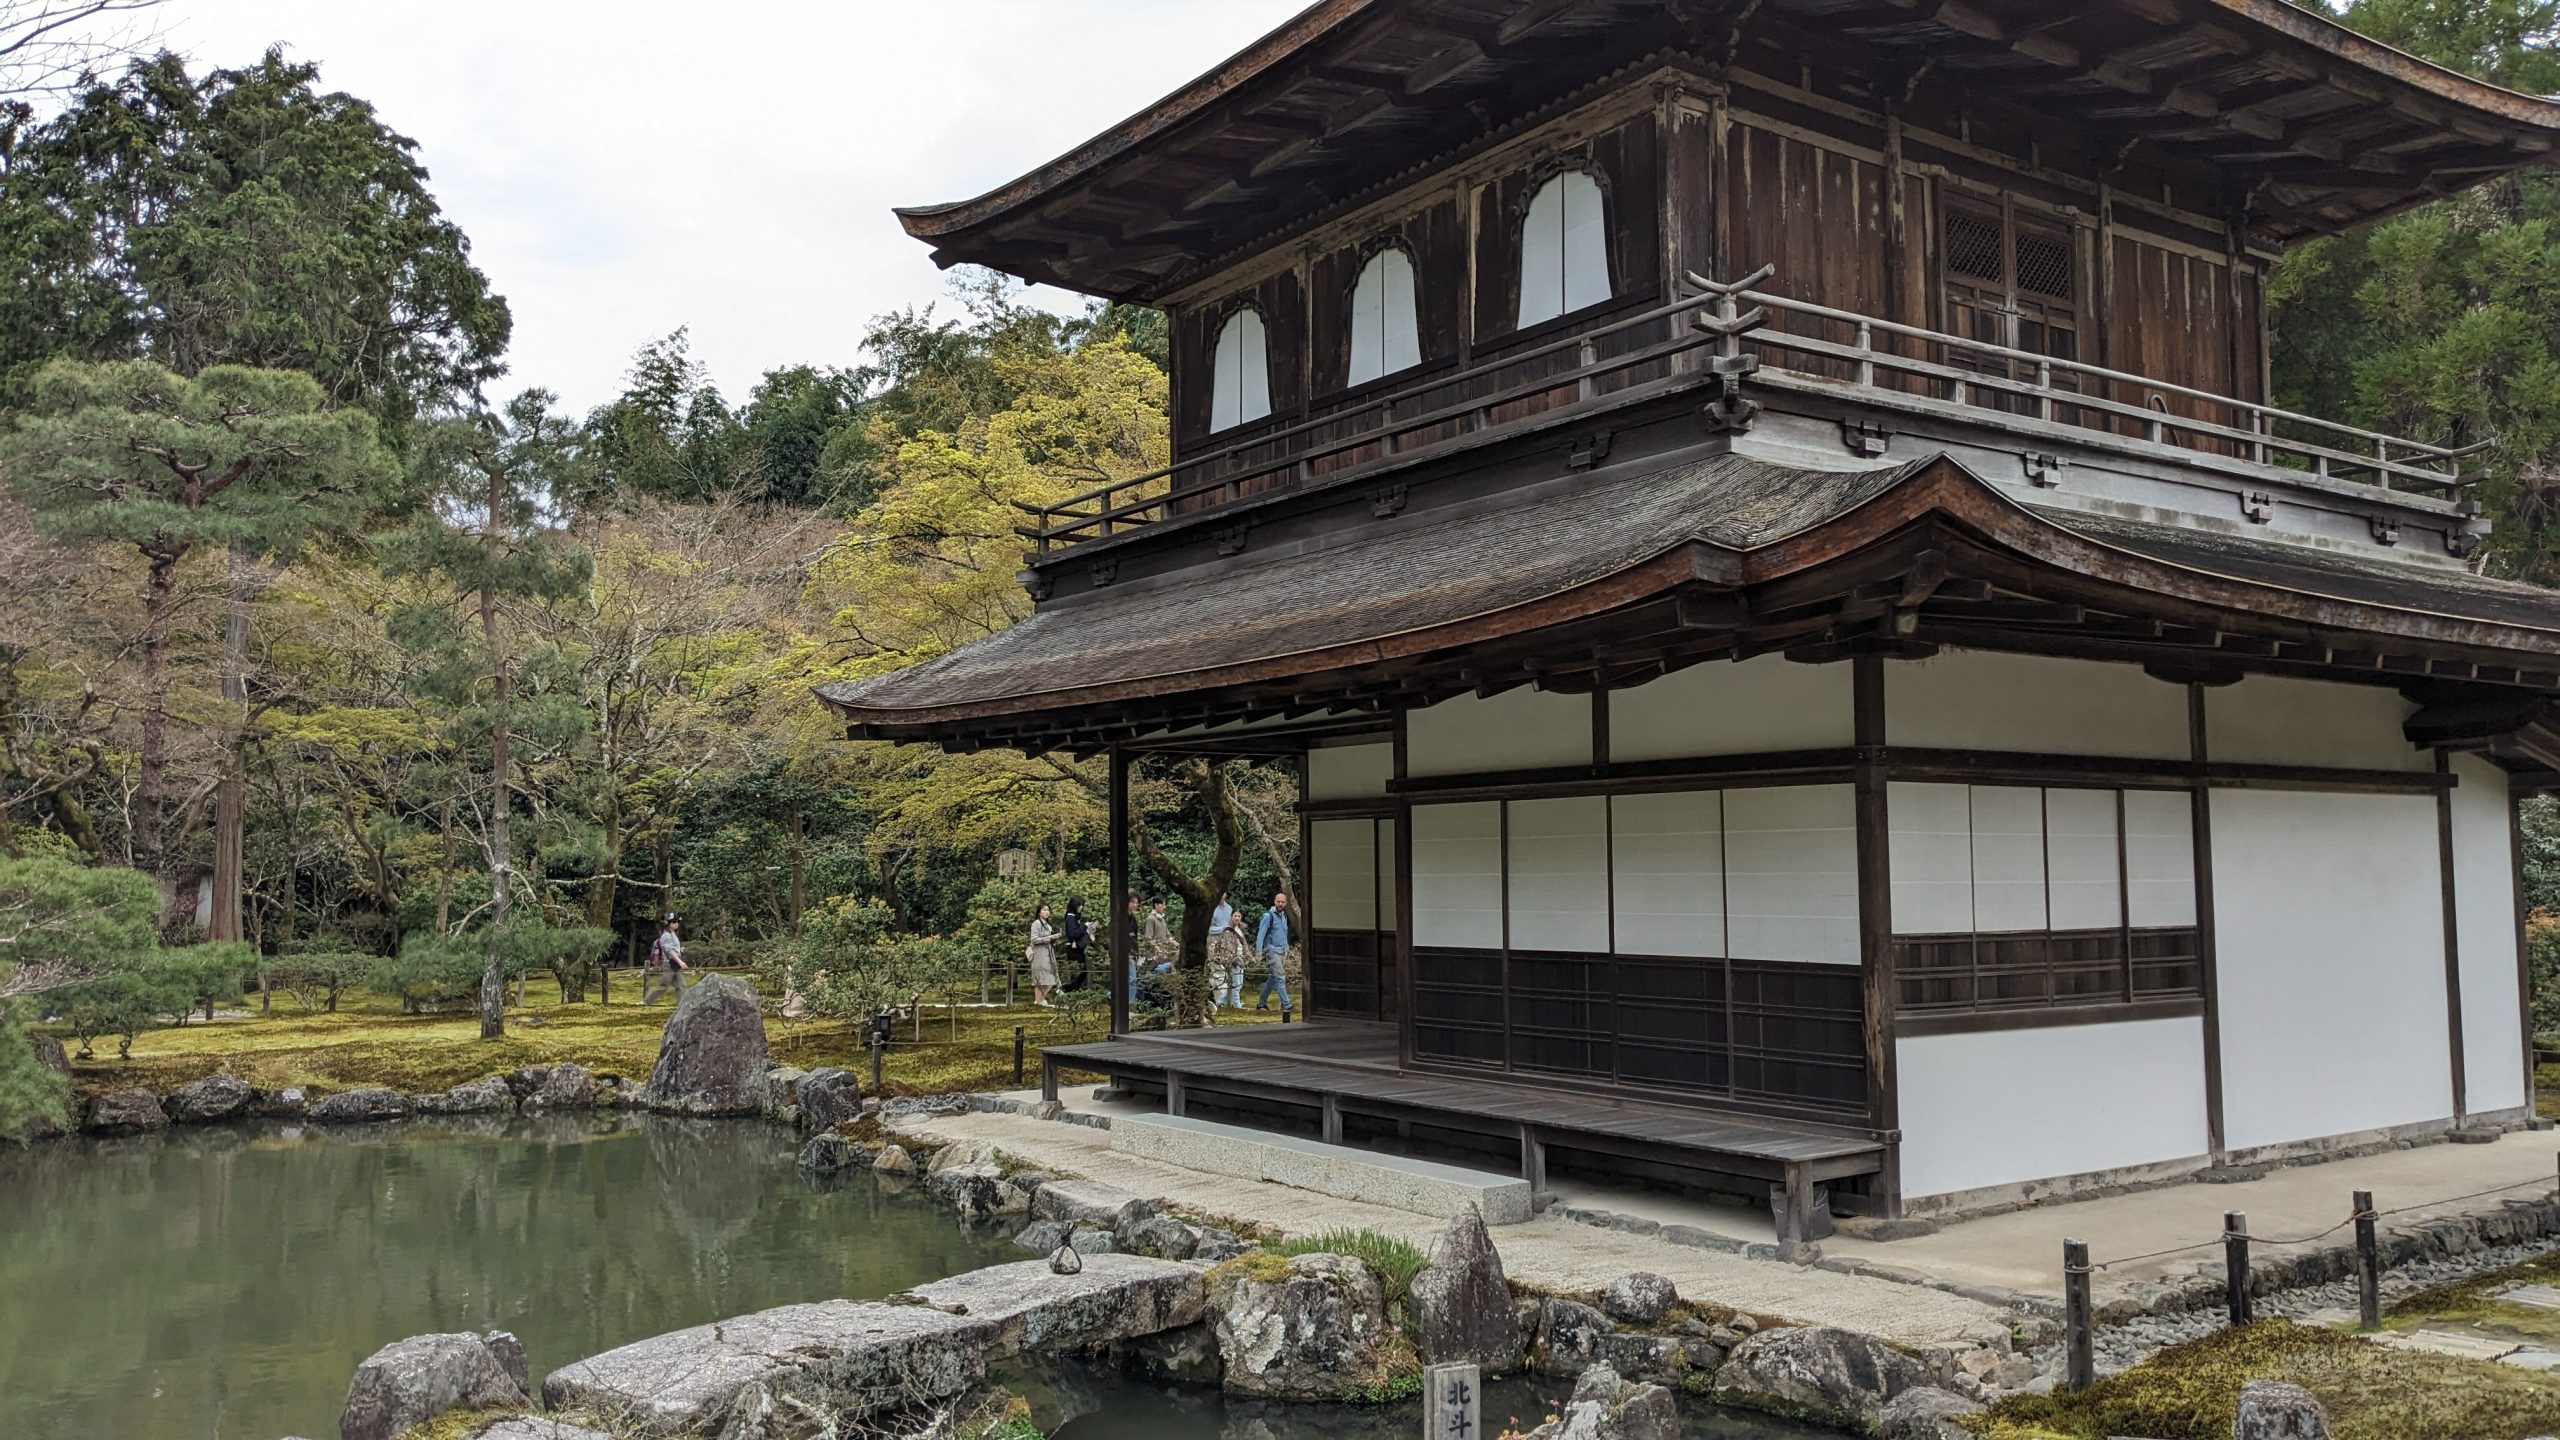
<box><xmin>1940</xmin><ymin>197</ymin><xmax>2082</xmax><ymax>413</ymax></box>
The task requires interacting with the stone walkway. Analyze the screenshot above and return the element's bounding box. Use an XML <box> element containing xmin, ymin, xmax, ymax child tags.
<box><xmin>892</xmin><ymin>1108</ymin><xmax>2010</xmax><ymax>1347</ymax></box>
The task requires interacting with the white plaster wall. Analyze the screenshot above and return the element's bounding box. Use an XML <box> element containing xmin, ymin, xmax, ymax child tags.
<box><xmin>1307</xmin><ymin>742</ymin><xmax>1395</xmax><ymax>801</ymax></box>
<box><xmin>1310</xmin><ymin>819</ymin><xmax>1378</xmax><ymax>932</ymax></box>
<box><xmin>1409</xmin><ymin>689</ymin><xmax>1592</xmax><ymax>777</ymax></box>
<box><xmin>1508</xmin><ymin>796</ymin><xmax>1611</xmax><ymax>952</ymax></box>
<box><xmin>1888</xmin><ymin>649</ymin><xmax>2189</xmax><ymax>759</ymax></box>
<box><xmin>2211</xmin><ymin>789</ymin><xmax>2453</xmax><ymax>1150</ymax></box>
<box><xmin>1411</xmin><ymin>802</ymin><xmax>1503</xmax><ymax>949</ymax></box>
<box><xmin>2205</xmin><ymin>675</ymin><xmax>2425</xmax><ymax>772</ymax></box>
<box><xmin>2452</xmin><ymin>754</ymin><xmax>2528</xmax><ymax>1114</ymax></box>
<box><xmin>1724</xmin><ymin>784</ymin><xmax>1859</xmax><ymax>965</ymax></box>
<box><xmin>1899</xmin><ymin>1019</ymin><xmax>2211</xmax><ymax>1198</ymax></box>
<box><xmin>1888</xmin><ymin>782</ymin><xmax>1973</xmax><ymax>935</ymax></box>
<box><xmin>1610</xmin><ymin>655</ymin><xmax>1853</xmax><ymax>761</ymax></box>
<box><xmin>1612</xmin><ymin>791</ymin><xmax>1724</xmax><ymax>957</ymax></box>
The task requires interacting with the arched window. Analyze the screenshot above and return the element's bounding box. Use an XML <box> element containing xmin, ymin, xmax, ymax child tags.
<box><xmin>1516</xmin><ymin>170</ymin><xmax>1610</xmax><ymax>329</ymax></box>
<box><xmin>1208</xmin><ymin>307</ymin><xmax>1273</xmax><ymax>432</ymax></box>
<box><xmin>1346</xmin><ymin>246</ymin><xmax>1421</xmax><ymax>387</ymax></box>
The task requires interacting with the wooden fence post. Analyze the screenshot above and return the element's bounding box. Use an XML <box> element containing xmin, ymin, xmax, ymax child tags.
<box><xmin>2063</xmin><ymin>1238</ymin><xmax>2094</xmax><ymax>1393</ymax></box>
<box><xmin>2224</xmin><ymin>1211</ymin><xmax>2253</xmax><ymax>1326</ymax></box>
<box><xmin>869</xmin><ymin>1031</ymin><xmax>885</xmax><ymax>1093</ymax></box>
<box><xmin>2353</xmin><ymin>1189</ymin><xmax>2380</xmax><ymax>1331</ymax></box>
<box><xmin>1014</xmin><ymin>1025</ymin><xmax>1027</xmax><ymax>1087</ymax></box>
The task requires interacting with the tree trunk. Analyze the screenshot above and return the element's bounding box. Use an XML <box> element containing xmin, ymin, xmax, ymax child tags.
<box><xmin>788</xmin><ymin>809</ymin><xmax>807</xmax><ymax>935</ymax></box>
<box><xmin>1131</xmin><ymin>759</ymin><xmax>1245</xmax><ymax>1029</ymax></box>
<box><xmin>137</xmin><ymin>547</ymin><xmax>181</xmax><ymax>925</ymax></box>
<box><xmin>209</xmin><ymin>548</ymin><xmax>253</xmax><ymax>943</ymax></box>
<box><xmin>435</xmin><ymin>795</ymin><xmax>456</xmax><ymax>935</ymax></box>
<box><xmin>478</xmin><ymin>470</ymin><xmax>510</xmax><ymax>1042</ymax></box>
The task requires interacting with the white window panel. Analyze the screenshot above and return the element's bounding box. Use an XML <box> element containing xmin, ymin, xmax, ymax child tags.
<box><xmin>1724</xmin><ymin>784</ymin><xmax>1859</xmax><ymax>965</ymax></box>
<box><xmin>2045</xmin><ymin>788</ymin><xmax>2124</xmax><ymax>932</ymax></box>
<box><xmin>1411</xmin><ymin>802</ymin><xmax>1503</xmax><ymax>949</ymax></box>
<box><xmin>2123</xmin><ymin>789</ymin><xmax>2197</xmax><ymax>927</ymax></box>
<box><xmin>1209</xmin><ymin>308</ymin><xmax>1272</xmax><ymax>431</ymax></box>
<box><xmin>1311</xmin><ymin>819</ymin><xmax>1378</xmax><ymax>931</ymax></box>
<box><xmin>1507</xmin><ymin>796</ymin><xmax>1610</xmax><ymax>952</ymax></box>
<box><xmin>1888</xmin><ymin>782</ymin><xmax>1973</xmax><ymax>936</ymax></box>
<box><xmin>1610</xmin><ymin>790</ymin><xmax>1724</xmax><ymax>957</ymax></box>
<box><xmin>1347</xmin><ymin>248</ymin><xmax>1422</xmax><ymax>386</ymax></box>
<box><xmin>1969</xmin><ymin>786</ymin><xmax>2047</xmax><ymax>933</ymax></box>
<box><xmin>1517</xmin><ymin>171</ymin><xmax>1611</xmax><ymax>328</ymax></box>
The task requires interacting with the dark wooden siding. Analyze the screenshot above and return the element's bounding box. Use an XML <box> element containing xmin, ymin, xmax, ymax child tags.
<box><xmin>1308</xmin><ymin>196</ymin><xmax>1466</xmax><ymax>398</ymax></box>
<box><xmin>1469</xmin><ymin>111</ymin><xmax>1661</xmax><ymax>350</ymax></box>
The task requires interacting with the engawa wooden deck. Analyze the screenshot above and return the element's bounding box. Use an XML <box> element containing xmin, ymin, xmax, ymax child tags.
<box><xmin>1039</xmin><ymin>1021</ymin><xmax>1885</xmax><ymax>1241</ymax></box>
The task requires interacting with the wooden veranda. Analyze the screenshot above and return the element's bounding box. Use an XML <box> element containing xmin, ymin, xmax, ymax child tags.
<box><xmin>1041</xmin><ymin>1021</ymin><xmax>1886</xmax><ymax>1240</ymax></box>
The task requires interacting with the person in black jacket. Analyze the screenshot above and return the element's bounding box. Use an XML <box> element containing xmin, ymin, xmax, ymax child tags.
<box><xmin>1059</xmin><ymin>897</ymin><xmax>1091</xmax><ymax>990</ymax></box>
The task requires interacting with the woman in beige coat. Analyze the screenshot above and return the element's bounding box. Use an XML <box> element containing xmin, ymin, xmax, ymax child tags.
<box><xmin>1027</xmin><ymin>903</ymin><xmax>1060</xmax><ymax>1007</ymax></box>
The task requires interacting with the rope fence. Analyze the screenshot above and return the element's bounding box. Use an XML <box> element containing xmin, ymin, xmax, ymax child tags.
<box><xmin>2060</xmin><ymin>1153</ymin><xmax>2560</xmax><ymax>1393</ymax></box>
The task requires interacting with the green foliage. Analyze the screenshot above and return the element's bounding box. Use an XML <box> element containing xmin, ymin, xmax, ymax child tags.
<box><xmin>370</xmin><ymin>933</ymin><xmax>496</xmax><ymax>1011</ymax></box>
<box><xmin>1265</xmin><ymin>1229</ymin><xmax>1431</xmax><ymax>1310</ymax></box>
<box><xmin>956</xmin><ymin>871</ymin><xmax>1111</xmax><ymax>978</ymax></box>
<box><xmin>0</xmin><ymin>1005</ymin><xmax>69</xmax><ymax>1142</ymax></box>
<box><xmin>0</xmin><ymin>855</ymin><xmax>159</xmax><ymax>987</ymax></box>
<box><xmin>0</xmin><ymin>49</ymin><xmax>510</xmax><ymax>429</ymax></box>
<box><xmin>759</xmin><ymin>896</ymin><xmax>963</xmax><ymax>1024</ymax></box>
<box><xmin>266</xmin><ymin>950</ymin><xmax>369</xmax><ymax>1013</ymax></box>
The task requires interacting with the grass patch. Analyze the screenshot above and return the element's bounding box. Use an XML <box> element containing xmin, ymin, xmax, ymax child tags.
<box><xmin>41</xmin><ymin>972</ymin><xmax>1273</xmax><ymax>1100</ymax></box>
<box><xmin>1976</xmin><ymin>1318</ymin><xmax>2560</xmax><ymax>1440</ymax></box>
<box><xmin>1267</xmin><ymin>1228</ymin><xmax>1431</xmax><ymax>1307</ymax></box>
<box><xmin>2379</xmin><ymin>1249</ymin><xmax>2560</xmax><ymax>1348</ymax></box>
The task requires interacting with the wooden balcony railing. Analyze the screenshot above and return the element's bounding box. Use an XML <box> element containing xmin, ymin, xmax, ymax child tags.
<box><xmin>1017</xmin><ymin>271</ymin><xmax>2488</xmax><ymax>558</ymax></box>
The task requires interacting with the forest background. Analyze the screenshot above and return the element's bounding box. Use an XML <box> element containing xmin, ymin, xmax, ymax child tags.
<box><xmin>3</xmin><ymin>0</ymin><xmax>2560</xmax><ymax>1133</ymax></box>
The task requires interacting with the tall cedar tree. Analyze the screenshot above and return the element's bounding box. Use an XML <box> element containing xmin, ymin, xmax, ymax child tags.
<box><xmin>386</xmin><ymin>391</ymin><xmax>590</xmax><ymax>1039</ymax></box>
<box><xmin>0</xmin><ymin>361</ymin><xmax>392</xmax><ymax>921</ymax></box>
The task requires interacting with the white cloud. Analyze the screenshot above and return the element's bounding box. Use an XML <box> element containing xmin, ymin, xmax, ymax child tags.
<box><xmin>167</xmin><ymin>0</ymin><xmax>1305</xmax><ymax>411</ymax></box>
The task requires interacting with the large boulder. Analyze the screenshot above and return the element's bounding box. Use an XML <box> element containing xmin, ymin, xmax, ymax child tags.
<box><xmin>338</xmin><ymin>1330</ymin><xmax>529</xmax><ymax>1440</ymax></box>
<box><xmin>1599</xmin><ymin>1272</ymin><xmax>1679</xmax><ymax>1328</ymax></box>
<box><xmin>1712</xmin><ymin>1325</ymin><xmax>1936</xmax><ymax>1431</ymax></box>
<box><xmin>1880</xmin><ymin>1386</ymin><xmax>1988</xmax><ymax>1440</ymax></box>
<box><xmin>2234</xmin><ymin>1379</ymin><xmax>2330</xmax><ymax>1440</ymax></box>
<box><xmin>1519</xmin><ymin>1363</ymin><xmax>1679</xmax><ymax>1440</ymax></box>
<box><xmin>797</xmin><ymin>1066</ymin><xmax>863</xmax><ymax>1131</ymax></box>
<box><xmin>85</xmin><ymin>1087</ymin><xmax>168</xmax><ymax>1134</ymax></box>
<box><xmin>517</xmin><ymin>1062</ymin><xmax>597</xmax><ymax>1112</ymax></box>
<box><xmin>797</xmin><ymin>1131</ymin><xmax>867</xmax><ymax>1177</ymax></box>
<box><xmin>1529</xmin><ymin>1298</ymin><xmax>1691</xmax><ymax>1386</ymax></box>
<box><xmin>166</xmin><ymin>1073</ymin><xmax>257</xmax><ymax>1124</ymax></box>
<box><xmin>636</xmin><ymin>974</ymin><xmax>769</xmax><ymax>1115</ymax></box>
<box><xmin>308</xmin><ymin>1087</ymin><xmax>410</xmax><ymax>1124</ymax></box>
<box><xmin>1207</xmin><ymin>1252</ymin><xmax>1403</xmax><ymax>1401</ymax></box>
<box><xmin>1409</xmin><ymin>1207</ymin><xmax>1525</xmax><ymax>1373</ymax></box>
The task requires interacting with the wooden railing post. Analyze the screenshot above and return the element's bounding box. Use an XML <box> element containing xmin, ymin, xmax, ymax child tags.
<box><xmin>2063</xmin><ymin>1238</ymin><xmax>2095</xmax><ymax>1392</ymax></box>
<box><xmin>1013</xmin><ymin>1024</ymin><xmax>1027</xmax><ymax>1088</ymax></box>
<box><xmin>2224</xmin><ymin>1211</ymin><xmax>2253</xmax><ymax>1326</ymax></box>
<box><xmin>2353</xmin><ymin>1189</ymin><xmax>2380</xmax><ymax>1330</ymax></box>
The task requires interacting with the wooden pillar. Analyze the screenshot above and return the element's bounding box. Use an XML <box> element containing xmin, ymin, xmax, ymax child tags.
<box><xmin>1109</xmin><ymin>745</ymin><xmax>1132</xmax><ymax>1037</ymax></box>
<box><xmin>1322</xmin><ymin>1093</ymin><xmax>1344</xmax><ymax>1146</ymax></box>
<box><xmin>2190</xmin><ymin>684</ymin><xmax>2228</xmax><ymax>1157</ymax></box>
<box><xmin>1851</xmin><ymin>653</ymin><xmax>1902</xmax><ymax>1216</ymax></box>
<box><xmin>2437</xmin><ymin>750</ymin><xmax>2470</xmax><ymax>1124</ymax></box>
<box><xmin>1394</xmin><ymin>710</ymin><xmax>1418</xmax><ymax>1070</ymax></box>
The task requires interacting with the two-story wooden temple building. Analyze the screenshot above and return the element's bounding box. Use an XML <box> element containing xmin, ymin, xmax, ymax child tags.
<box><xmin>821</xmin><ymin>0</ymin><xmax>2560</xmax><ymax>1234</ymax></box>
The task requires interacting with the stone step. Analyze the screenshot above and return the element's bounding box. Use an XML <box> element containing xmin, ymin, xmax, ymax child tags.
<box><xmin>539</xmin><ymin>1254</ymin><xmax>1203</xmax><ymax>1433</ymax></box>
<box><xmin>1107</xmin><ymin>1112</ymin><xmax>1534</xmax><ymax>1224</ymax></box>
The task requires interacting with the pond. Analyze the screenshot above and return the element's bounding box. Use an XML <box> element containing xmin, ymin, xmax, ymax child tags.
<box><xmin>0</xmin><ymin>1117</ymin><xmax>1826</xmax><ymax>1439</ymax></box>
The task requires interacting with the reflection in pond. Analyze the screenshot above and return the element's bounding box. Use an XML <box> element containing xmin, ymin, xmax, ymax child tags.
<box><xmin>0</xmin><ymin>1116</ymin><xmax>1832</xmax><ymax>1440</ymax></box>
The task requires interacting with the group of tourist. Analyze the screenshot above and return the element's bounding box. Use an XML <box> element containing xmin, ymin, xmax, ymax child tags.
<box><xmin>1024</xmin><ymin>891</ymin><xmax>1295</xmax><ymax>1013</ymax></box>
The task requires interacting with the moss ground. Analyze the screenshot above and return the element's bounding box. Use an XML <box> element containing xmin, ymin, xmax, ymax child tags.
<box><xmin>1973</xmin><ymin>1317</ymin><xmax>2560</xmax><ymax>1440</ymax></box>
<box><xmin>2376</xmin><ymin>1248</ymin><xmax>2560</xmax><ymax>1349</ymax></box>
<box><xmin>45</xmin><ymin>972</ymin><xmax>1275</xmax><ymax>1100</ymax></box>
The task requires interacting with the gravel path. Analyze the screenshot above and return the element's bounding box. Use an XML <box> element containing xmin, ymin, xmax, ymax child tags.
<box><xmin>896</xmin><ymin>1109</ymin><xmax>2010</xmax><ymax>1347</ymax></box>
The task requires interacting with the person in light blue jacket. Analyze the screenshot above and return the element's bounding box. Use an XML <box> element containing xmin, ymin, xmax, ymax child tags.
<box><xmin>1252</xmin><ymin>892</ymin><xmax>1293</xmax><ymax>1011</ymax></box>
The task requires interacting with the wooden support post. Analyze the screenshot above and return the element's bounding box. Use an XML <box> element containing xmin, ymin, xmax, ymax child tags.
<box><xmin>1166</xmin><ymin>1073</ymin><xmax>1187</xmax><ymax>1118</ymax></box>
<box><xmin>1040</xmin><ymin>1052</ymin><xmax>1060</xmax><ymax>1104</ymax></box>
<box><xmin>2063</xmin><ymin>1238</ymin><xmax>2095</xmax><ymax>1392</ymax></box>
<box><xmin>2224</xmin><ymin>1211</ymin><xmax>2253</xmax><ymax>1325</ymax></box>
<box><xmin>1519</xmin><ymin>1122</ymin><xmax>1547</xmax><ymax>1203</ymax></box>
<box><xmin>1321</xmin><ymin>1093</ymin><xmax>1343</xmax><ymax>1147</ymax></box>
<box><xmin>1851</xmin><ymin>654</ymin><xmax>1902</xmax><ymax>1218</ymax></box>
<box><xmin>1109</xmin><ymin>746</ymin><xmax>1133</xmax><ymax>1038</ymax></box>
<box><xmin>1013</xmin><ymin>1025</ymin><xmax>1027</xmax><ymax>1088</ymax></box>
<box><xmin>868</xmin><ymin>1032</ymin><xmax>885</xmax><ymax>1094</ymax></box>
<box><xmin>2353</xmin><ymin>1189</ymin><xmax>2380</xmax><ymax>1331</ymax></box>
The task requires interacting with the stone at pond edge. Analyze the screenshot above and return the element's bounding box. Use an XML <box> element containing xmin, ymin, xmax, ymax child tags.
<box><xmin>1123</xmin><ymin>1318</ymin><xmax>1221</xmax><ymax>1386</ymax></box>
<box><xmin>636</xmin><ymin>973</ymin><xmax>770</xmax><ymax>1116</ymax></box>
<box><xmin>85</xmin><ymin>1087</ymin><xmax>168</xmax><ymax>1134</ymax></box>
<box><xmin>873</xmin><ymin>1143</ymin><xmax>915</xmax><ymax>1174</ymax></box>
<box><xmin>307</xmin><ymin>1087</ymin><xmax>410</xmax><ymax>1124</ymax></box>
<box><xmin>1410</xmin><ymin>1207</ymin><xmax>1526</xmax><ymax>1373</ymax></box>
<box><xmin>1208</xmin><ymin>1252</ymin><xmax>1403</xmax><ymax>1401</ymax></box>
<box><xmin>798</xmin><ymin>1066</ymin><xmax>863</xmax><ymax>1131</ymax></box>
<box><xmin>2234</xmin><ymin>1379</ymin><xmax>2330</xmax><ymax>1440</ymax></box>
<box><xmin>1599</xmin><ymin>1272</ymin><xmax>1679</xmax><ymax>1328</ymax></box>
<box><xmin>166</xmin><ymin>1073</ymin><xmax>257</xmax><ymax>1124</ymax></box>
<box><xmin>254</xmin><ymin>1085</ymin><xmax>307</xmax><ymax>1118</ymax></box>
<box><xmin>797</xmin><ymin>1131</ymin><xmax>867</xmax><ymax>1176</ymax></box>
<box><xmin>515</xmin><ymin>1062</ymin><xmax>597</xmax><ymax>1112</ymax></box>
<box><xmin>1193</xmin><ymin>1226</ymin><xmax>1253</xmax><ymax>1263</ymax></box>
<box><xmin>338</xmin><ymin>1331</ymin><xmax>529</xmax><ymax>1440</ymax></box>
<box><xmin>1879</xmin><ymin>1385</ymin><xmax>1987</xmax><ymax>1440</ymax></box>
<box><xmin>412</xmin><ymin>1075</ymin><xmax>514</xmax><ymax>1116</ymax></box>
<box><xmin>1711</xmin><ymin>1325</ymin><xmax>1937</xmax><ymax>1431</ymax></box>
<box><xmin>1530</xmin><ymin>1298</ymin><xmax>1694</xmax><ymax>1387</ymax></box>
<box><xmin>1015</xmin><ymin>1219</ymin><xmax>1073</xmax><ymax>1254</ymax></box>
<box><xmin>1121</xmin><ymin>1212</ymin><xmax>1200</xmax><ymax>1260</ymax></box>
<box><xmin>1520</xmin><ymin>1362</ymin><xmax>1679</xmax><ymax>1440</ymax></box>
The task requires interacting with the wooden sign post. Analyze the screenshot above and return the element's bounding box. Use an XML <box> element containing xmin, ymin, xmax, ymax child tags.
<box><xmin>1425</xmin><ymin>1362</ymin><xmax>1481</xmax><ymax>1440</ymax></box>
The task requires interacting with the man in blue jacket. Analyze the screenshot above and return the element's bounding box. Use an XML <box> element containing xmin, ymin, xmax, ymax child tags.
<box><xmin>1252</xmin><ymin>892</ymin><xmax>1293</xmax><ymax>1012</ymax></box>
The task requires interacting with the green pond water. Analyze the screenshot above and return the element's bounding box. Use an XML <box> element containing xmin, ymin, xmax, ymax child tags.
<box><xmin>0</xmin><ymin>1116</ymin><xmax>1823</xmax><ymax>1439</ymax></box>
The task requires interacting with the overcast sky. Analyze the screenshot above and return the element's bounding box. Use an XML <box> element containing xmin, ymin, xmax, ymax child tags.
<box><xmin>166</xmin><ymin>1</ymin><xmax>1307</xmax><ymax>412</ymax></box>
